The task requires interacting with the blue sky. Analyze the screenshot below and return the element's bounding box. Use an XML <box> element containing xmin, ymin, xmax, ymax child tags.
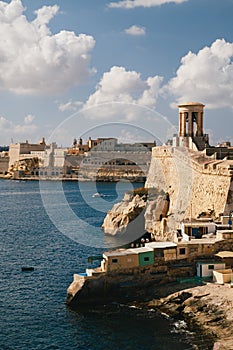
<box><xmin>0</xmin><ymin>0</ymin><xmax>233</xmax><ymax>146</ymax></box>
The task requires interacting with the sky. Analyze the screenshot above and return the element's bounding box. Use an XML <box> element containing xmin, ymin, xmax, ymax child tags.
<box><xmin>0</xmin><ymin>0</ymin><xmax>233</xmax><ymax>147</ymax></box>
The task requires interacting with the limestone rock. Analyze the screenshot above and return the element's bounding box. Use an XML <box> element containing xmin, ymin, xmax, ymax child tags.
<box><xmin>102</xmin><ymin>189</ymin><xmax>172</xmax><ymax>240</ymax></box>
<box><xmin>144</xmin><ymin>193</ymin><xmax>173</xmax><ymax>241</ymax></box>
<box><xmin>145</xmin><ymin>194</ymin><xmax>169</xmax><ymax>222</ymax></box>
<box><xmin>102</xmin><ymin>193</ymin><xmax>146</xmax><ymax>236</ymax></box>
<box><xmin>147</xmin><ymin>284</ymin><xmax>233</xmax><ymax>349</ymax></box>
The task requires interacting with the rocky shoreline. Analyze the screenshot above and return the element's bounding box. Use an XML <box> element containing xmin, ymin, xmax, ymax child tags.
<box><xmin>143</xmin><ymin>283</ymin><xmax>233</xmax><ymax>350</ymax></box>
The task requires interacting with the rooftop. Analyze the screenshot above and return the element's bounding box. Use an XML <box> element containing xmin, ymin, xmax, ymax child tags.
<box><xmin>103</xmin><ymin>246</ymin><xmax>154</xmax><ymax>257</ymax></box>
<box><xmin>127</xmin><ymin>247</ymin><xmax>154</xmax><ymax>254</ymax></box>
<box><xmin>178</xmin><ymin>102</ymin><xmax>205</xmax><ymax>107</ymax></box>
<box><xmin>216</xmin><ymin>251</ymin><xmax>233</xmax><ymax>258</ymax></box>
<box><xmin>145</xmin><ymin>242</ymin><xmax>177</xmax><ymax>249</ymax></box>
<box><xmin>178</xmin><ymin>237</ymin><xmax>219</xmax><ymax>245</ymax></box>
<box><xmin>103</xmin><ymin>249</ymin><xmax>129</xmax><ymax>258</ymax></box>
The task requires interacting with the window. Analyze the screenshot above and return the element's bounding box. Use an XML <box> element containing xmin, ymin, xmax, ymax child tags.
<box><xmin>208</xmin><ymin>265</ymin><xmax>214</xmax><ymax>270</ymax></box>
<box><xmin>179</xmin><ymin>248</ymin><xmax>186</xmax><ymax>255</ymax></box>
<box><xmin>155</xmin><ymin>250</ymin><xmax>164</xmax><ymax>258</ymax></box>
<box><xmin>112</xmin><ymin>259</ymin><xmax>118</xmax><ymax>263</ymax></box>
<box><xmin>144</xmin><ymin>257</ymin><xmax>150</xmax><ymax>262</ymax></box>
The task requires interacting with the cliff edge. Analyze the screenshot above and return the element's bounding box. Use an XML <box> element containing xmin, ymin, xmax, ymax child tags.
<box><xmin>102</xmin><ymin>146</ymin><xmax>233</xmax><ymax>241</ymax></box>
<box><xmin>147</xmin><ymin>283</ymin><xmax>233</xmax><ymax>350</ymax></box>
<box><xmin>102</xmin><ymin>187</ymin><xmax>172</xmax><ymax>240</ymax></box>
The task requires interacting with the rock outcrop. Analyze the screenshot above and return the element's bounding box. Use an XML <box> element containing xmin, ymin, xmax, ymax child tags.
<box><xmin>8</xmin><ymin>157</ymin><xmax>40</xmax><ymax>178</ymax></box>
<box><xmin>144</xmin><ymin>192</ymin><xmax>172</xmax><ymax>240</ymax></box>
<box><xmin>147</xmin><ymin>283</ymin><xmax>233</xmax><ymax>350</ymax></box>
<box><xmin>102</xmin><ymin>192</ymin><xmax>147</xmax><ymax>237</ymax></box>
<box><xmin>102</xmin><ymin>187</ymin><xmax>173</xmax><ymax>241</ymax></box>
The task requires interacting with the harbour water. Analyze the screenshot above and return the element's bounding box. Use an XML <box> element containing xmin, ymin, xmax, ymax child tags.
<box><xmin>0</xmin><ymin>180</ymin><xmax>210</xmax><ymax>350</ymax></box>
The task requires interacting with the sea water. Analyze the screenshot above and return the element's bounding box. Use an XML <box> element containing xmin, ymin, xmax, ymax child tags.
<box><xmin>0</xmin><ymin>180</ymin><xmax>211</xmax><ymax>350</ymax></box>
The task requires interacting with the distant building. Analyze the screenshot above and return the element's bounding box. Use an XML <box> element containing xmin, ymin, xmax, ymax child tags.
<box><xmin>8</xmin><ymin>139</ymin><xmax>68</xmax><ymax>178</ymax></box>
<box><xmin>7</xmin><ymin>135</ymin><xmax>155</xmax><ymax>180</ymax></box>
<box><xmin>0</xmin><ymin>150</ymin><xmax>9</xmax><ymax>174</ymax></box>
<box><xmin>37</xmin><ymin>143</ymin><xmax>68</xmax><ymax>178</ymax></box>
<box><xmin>68</xmin><ymin>137</ymin><xmax>156</xmax><ymax>155</ymax></box>
<box><xmin>9</xmin><ymin>138</ymin><xmax>46</xmax><ymax>167</ymax></box>
<box><xmin>65</xmin><ymin>136</ymin><xmax>155</xmax><ymax>180</ymax></box>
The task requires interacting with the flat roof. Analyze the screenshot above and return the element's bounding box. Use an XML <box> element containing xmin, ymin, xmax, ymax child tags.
<box><xmin>182</xmin><ymin>222</ymin><xmax>215</xmax><ymax>227</ymax></box>
<box><xmin>145</xmin><ymin>242</ymin><xmax>177</xmax><ymax>249</ymax></box>
<box><xmin>190</xmin><ymin>238</ymin><xmax>217</xmax><ymax>245</ymax></box>
<box><xmin>127</xmin><ymin>247</ymin><xmax>154</xmax><ymax>254</ymax></box>
<box><xmin>103</xmin><ymin>249</ymin><xmax>129</xmax><ymax>258</ymax></box>
<box><xmin>215</xmin><ymin>251</ymin><xmax>233</xmax><ymax>259</ymax></box>
<box><xmin>178</xmin><ymin>102</ymin><xmax>205</xmax><ymax>107</ymax></box>
<box><xmin>177</xmin><ymin>238</ymin><xmax>218</xmax><ymax>245</ymax></box>
<box><xmin>196</xmin><ymin>261</ymin><xmax>224</xmax><ymax>265</ymax></box>
<box><xmin>217</xmin><ymin>230</ymin><xmax>233</xmax><ymax>234</ymax></box>
<box><xmin>103</xmin><ymin>246</ymin><xmax>155</xmax><ymax>258</ymax></box>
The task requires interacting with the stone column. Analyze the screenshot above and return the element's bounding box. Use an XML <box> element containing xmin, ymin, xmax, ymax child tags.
<box><xmin>188</xmin><ymin>112</ymin><xmax>194</xmax><ymax>136</ymax></box>
<box><xmin>196</xmin><ymin>112</ymin><xmax>203</xmax><ymax>136</ymax></box>
<box><xmin>179</xmin><ymin>113</ymin><xmax>182</xmax><ymax>136</ymax></box>
<box><xmin>179</xmin><ymin>112</ymin><xmax>186</xmax><ymax>137</ymax></box>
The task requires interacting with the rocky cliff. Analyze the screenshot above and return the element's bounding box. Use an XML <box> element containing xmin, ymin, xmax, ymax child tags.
<box><xmin>102</xmin><ymin>146</ymin><xmax>233</xmax><ymax>241</ymax></box>
<box><xmin>102</xmin><ymin>191</ymin><xmax>147</xmax><ymax>236</ymax></box>
<box><xmin>147</xmin><ymin>283</ymin><xmax>233</xmax><ymax>350</ymax></box>
<box><xmin>102</xmin><ymin>186</ymin><xmax>173</xmax><ymax>241</ymax></box>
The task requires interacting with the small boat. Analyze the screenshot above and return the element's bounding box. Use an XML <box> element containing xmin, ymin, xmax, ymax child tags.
<box><xmin>21</xmin><ymin>266</ymin><xmax>34</xmax><ymax>272</ymax></box>
<box><xmin>92</xmin><ymin>193</ymin><xmax>105</xmax><ymax>198</ymax></box>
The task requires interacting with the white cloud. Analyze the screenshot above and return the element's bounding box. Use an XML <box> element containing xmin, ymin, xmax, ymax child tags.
<box><xmin>83</xmin><ymin>66</ymin><xmax>163</xmax><ymax>120</ymax></box>
<box><xmin>118</xmin><ymin>129</ymin><xmax>154</xmax><ymax>143</ymax></box>
<box><xmin>0</xmin><ymin>0</ymin><xmax>95</xmax><ymax>95</ymax></box>
<box><xmin>164</xmin><ymin>39</ymin><xmax>233</xmax><ymax>109</ymax></box>
<box><xmin>0</xmin><ymin>115</ymin><xmax>38</xmax><ymax>144</ymax></box>
<box><xmin>24</xmin><ymin>114</ymin><xmax>36</xmax><ymax>124</ymax></box>
<box><xmin>124</xmin><ymin>25</ymin><xmax>146</xmax><ymax>36</ymax></box>
<box><xmin>109</xmin><ymin>0</ymin><xmax>187</xmax><ymax>9</ymax></box>
<box><xmin>58</xmin><ymin>100</ymin><xmax>83</xmax><ymax>112</ymax></box>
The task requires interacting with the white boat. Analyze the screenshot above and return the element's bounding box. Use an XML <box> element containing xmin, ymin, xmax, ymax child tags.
<box><xmin>92</xmin><ymin>192</ymin><xmax>105</xmax><ymax>198</ymax></box>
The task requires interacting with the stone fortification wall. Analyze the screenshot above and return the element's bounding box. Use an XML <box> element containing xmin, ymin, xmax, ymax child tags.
<box><xmin>145</xmin><ymin>146</ymin><xmax>233</xmax><ymax>237</ymax></box>
<box><xmin>102</xmin><ymin>145</ymin><xmax>233</xmax><ymax>240</ymax></box>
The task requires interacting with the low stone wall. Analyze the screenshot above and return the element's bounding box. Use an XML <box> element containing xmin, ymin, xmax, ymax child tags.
<box><xmin>67</xmin><ymin>258</ymin><xmax>197</xmax><ymax>307</ymax></box>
